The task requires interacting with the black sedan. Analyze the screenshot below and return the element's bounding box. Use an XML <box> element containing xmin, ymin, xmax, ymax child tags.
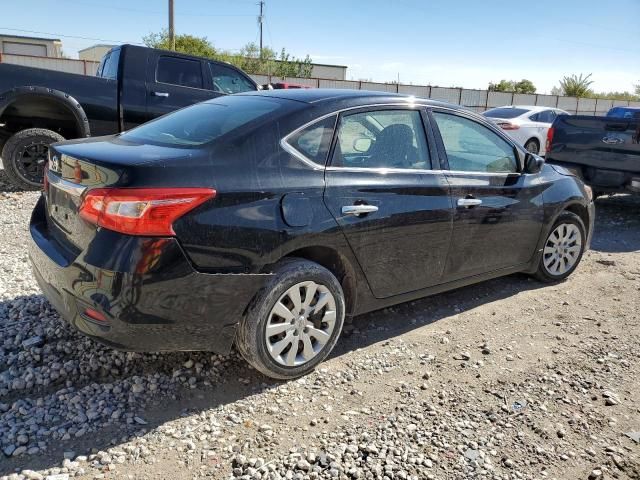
<box><xmin>29</xmin><ymin>89</ymin><xmax>595</xmax><ymax>379</ymax></box>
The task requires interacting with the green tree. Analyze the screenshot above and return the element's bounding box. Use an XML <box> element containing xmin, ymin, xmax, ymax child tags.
<box><xmin>143</xmin><ymin>30</ymin><xmax>219</xmax><ymax>58</ymax></box>
<box><xmin>557</xmin><ymin>73</ymin><xmax>594</xmax><ymax>97</ymax></box>
<box><xmin>514</xmin><ymin>79</ymin><xmax>536</xmax><ymax>94</ymax></box>
<box><xmin>488</xmin><ymin>79</ymin><xmax>536</xmax><ymax>94</ymax></box>
<box><xmin>488</xmin><ymin>80</ymin><xmax>515</xmax><ymax>92</ymax></box>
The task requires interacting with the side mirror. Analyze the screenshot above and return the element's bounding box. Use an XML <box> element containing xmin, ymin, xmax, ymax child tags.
<box><xmin>524</xmin><ymin>152</ymin><xmax>545</xmax><ymax>174</ymax></box>
<box><xmin>353</xmin><ymin>137</ymin><xmax>372</xmax><ymax>153</ymax></box>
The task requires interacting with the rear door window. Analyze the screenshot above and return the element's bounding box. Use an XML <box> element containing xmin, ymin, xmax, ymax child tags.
<box><xmin>209</xmin><ymin>63</ymin><xmax>256</xmax><ymax>94</ymax></box>
<box><xmin>156</xmin><ymin>56</ymin><xmax>204</xmax><ymax>89</ymax></box>
<box><xmin>100</xmin><ymin>48</ymin><xmax>120</xmax><ymax>80</ymax></box>
<box><xmin>331</xmin><ymin>109</ymin><xmax>430</xmax><ymax>170</ymax></box>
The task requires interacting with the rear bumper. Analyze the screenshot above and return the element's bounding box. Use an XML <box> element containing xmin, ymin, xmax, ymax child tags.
<box><xmin>29</xmin><ymin>196</ymin><xmax>271</xmax><ymax>353</ymax></box>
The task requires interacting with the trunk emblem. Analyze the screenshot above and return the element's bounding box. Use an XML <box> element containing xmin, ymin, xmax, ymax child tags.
<box><xmin>50</xmin><ymin>155</ymin><xmax>61</xmax><ymax>173</ymax></box>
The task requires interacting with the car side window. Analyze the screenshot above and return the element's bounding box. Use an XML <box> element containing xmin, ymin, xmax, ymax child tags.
<box><xmin>209</xmin><ymin>63</ymin><xmax>255</xmax><ymax>94</ymax></box>
<box><xmin>156</xmin><ymin>56</ymin><xmax>203</xmax><ymax>89</ymax></box>
<box><xmin>432</xmin><ymin>112</ymin><xmax>518</xmax><ymax>173</ymax></box>
<box><xmin>331</xmin><ymin>109</ymin><xmax>430</xmax><ymax>170</ymax></box>
<box><xmin>101</xmin><ymin>49</ymin><xmax>120</xmax><ymax>80</ymax></box>
<box><xmin>286</xmin><ymin>115</ymin><xmax>337</xmax><ymax>165</ymax></box>
<box><xmin>529</xmin><ymin>112</ymin><xmax>539</xmax><ymax>122</ymax></box>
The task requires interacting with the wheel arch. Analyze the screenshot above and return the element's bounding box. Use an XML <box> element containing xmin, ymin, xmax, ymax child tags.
<box><xmin>0</xmin><ymin>86</ymin><xmax>91</xmax><ymax>139</ymax></box>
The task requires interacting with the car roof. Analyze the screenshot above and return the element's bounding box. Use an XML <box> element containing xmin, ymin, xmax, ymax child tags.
<box><xmin>489</xmin><ymin>105</ymin><xmax>557</xmax><ymax>112</ymax></box>
<box><xmin>238</xmin><ymin>88</ymin><xmax>464</xmax><ymax>110</ymax></box>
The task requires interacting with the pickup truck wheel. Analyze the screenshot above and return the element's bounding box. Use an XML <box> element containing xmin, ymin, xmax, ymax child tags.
<box><xmin>2</xmin><ymin>128</ymin><xmax>64</xmax><ymax>190</ymax></box>
<box><xmin>524</xmin><ymin>138</ymin><xmax>540</xmax><ymax>154</ymax></box>
<box><xmin>236</xmin><ymin>258</ymin><xmax>345</xmax><ymax>380</ymax></box>
<box><xmin>534</xmin><ymin>211</ymin><xmax>586</xmax><ymax>283</ymax></box>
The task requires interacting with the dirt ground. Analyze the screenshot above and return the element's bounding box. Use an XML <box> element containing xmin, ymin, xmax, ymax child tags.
<box><xmin>1</xmin><ymin>173</ymin><xmax>639</xmax><ymax>479</ymax></box>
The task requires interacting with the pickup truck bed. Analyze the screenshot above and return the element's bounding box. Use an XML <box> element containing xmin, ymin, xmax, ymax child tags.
<box><xmin>546</xmin><ymin>114</ymin><xmax>640</xmax><ymax>194</ymax></box>
<box><xmin>0</xmin><ymin>44</ymin><xmax>257</xmax><ymax>189</ymax></box>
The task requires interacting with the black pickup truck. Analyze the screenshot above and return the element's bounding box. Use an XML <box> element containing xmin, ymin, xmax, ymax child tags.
<box><xmin>0</xmin><ymin>44</ymin><xmax>258</xmax><ymax>189</ymax></box>
<box><xmin>546</xmin><ymin>107</ymin><xmax>640</xmax><ymax>196</ymax></box>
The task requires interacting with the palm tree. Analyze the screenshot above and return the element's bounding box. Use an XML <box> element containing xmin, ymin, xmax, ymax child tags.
<box><xmin>559</xmin><ymin>73</ymin><xmax>594</xmax><ymax>97</ymax></box>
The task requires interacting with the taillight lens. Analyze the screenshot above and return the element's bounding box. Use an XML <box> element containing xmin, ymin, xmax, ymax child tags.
<box><xmin>43</xmin><ymin>163</ymin><xmax>49</xmax><ymax>192</ymax></box>
<box><xmin>497</xmin><ymin>122</ymin><xmax>520</xmax><ymax>130</ymax></box>
<box><xmin>546</xmin><ymin>126</ymin><xmax>555</xmax><ymax>153</ymax></box>
<box><xmin>79</xmin><ymin>188</ymin><xmax>216</xmax><ymax>236</ymax></box>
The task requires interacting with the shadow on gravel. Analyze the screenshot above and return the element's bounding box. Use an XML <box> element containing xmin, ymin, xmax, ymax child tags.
<box><xmin>0</xmin><ymin>167</ymin><xmax>22</xmax><ymax>193</ymax></box>
<box><xmin>1</xmin><ymin>271</ymin><xmax>547</xmax><ymax>474</ymax></box>
<box><xmin>590</xmin><ymin>194</ymin><xmax>640</xmax><ymax>254</ymax></box>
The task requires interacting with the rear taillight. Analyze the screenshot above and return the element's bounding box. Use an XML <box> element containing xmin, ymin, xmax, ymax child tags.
<box><xmin>43</xmin><ymin>163</ymin><xmax>49</xmax><ymax>192</ymax></box>
<box><xmin>546</xmin><ymin>127</ymin><xmax>555</xmax><ymax>153</ymax></box>
<box><xmin>497</xmin><ymin>122</ymin><xmax>520</xmax><ymax>130</ymax></box>
<box><xmin>79</xmin><ymin>188</ymin><xmax>216</xmax><ymax>236</ymax></box>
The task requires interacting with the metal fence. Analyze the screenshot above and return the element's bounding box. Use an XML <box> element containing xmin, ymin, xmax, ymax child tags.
<box><xmin>0</xmin><ymin>53</ymin><xmax>100</xmax><ymax>76</ymax></box>
<box><xmin>251</xmin><ymin>74</ymin><xmax>640</xmax><ymax>115</ymax></box>
<box><xmin>1</xmin><ymin>53</ymin><xmax>637</xmax><ymax>115</ymax></box>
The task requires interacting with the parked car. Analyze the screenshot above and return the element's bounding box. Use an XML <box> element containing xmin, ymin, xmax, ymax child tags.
<box><xmin>0</xmin><ymin>44</ymin><xmax>258</xmax><ymax>190</ymax></box>
<box><xmin>483</xmin><ymin>106</ymin><xmax>570</xmax><ymax>156</ymax></box>
<box><xmin>546</xmin><ymin>107</ymin><xmax>640</xmax><ymax>195</ymax></box>
<box><xmin>29</xmin><ymin>89</ymin><xmax>595</xmax><ymax>379</ymax></box>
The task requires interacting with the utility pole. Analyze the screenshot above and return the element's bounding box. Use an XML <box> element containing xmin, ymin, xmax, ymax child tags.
<box><xmin>258</xmin><ymin>1</ymin><xmax>264</xmax><ymax>54</ymax></box>
<box><xmin>169</xmin><ymin>0</ymin><xmax>175</xmax><ymax>51</ymax></box>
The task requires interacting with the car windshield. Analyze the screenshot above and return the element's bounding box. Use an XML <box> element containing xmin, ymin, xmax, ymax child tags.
<box><xmin>607</xmin><ymin>107</ymin><xmax>640</xmax><ymax>119</ymax></box>
<box><xmin>483</xmin><ymin>108</ymin><xmax>530</xmax><ymax>119</ymax></box>
<box><xmin>121</xmin><ymin>96</ymin><xmax>287</xmax><ymax>147</ymax></box>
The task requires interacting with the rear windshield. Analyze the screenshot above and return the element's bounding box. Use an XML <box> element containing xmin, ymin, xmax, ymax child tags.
<box><xmin>607</xmin><ymin>107</ymin><xmax>640</xmax><ymax>119</ymax></box>
<box><xmin>121</xmin><ymin>96</ymin><xmax>287</xmax><ymax>147</ymax></box>
<box><xmin>483</xmin><ymin>107</ymin><xmax>530</xmax><ymax>119</ymax></box>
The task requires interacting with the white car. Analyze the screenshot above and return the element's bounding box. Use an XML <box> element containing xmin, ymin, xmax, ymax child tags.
<box><xmin>482</xmin><ymin>105</ymin><xmax>570</xmax><ymax>156</ymax></box>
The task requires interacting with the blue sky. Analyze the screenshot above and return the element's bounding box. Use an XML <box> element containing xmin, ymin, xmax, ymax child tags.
<box><xmin>1</xmin><ymin>0</ymin><xmax>639</xmax><ymax>93</ymax></box>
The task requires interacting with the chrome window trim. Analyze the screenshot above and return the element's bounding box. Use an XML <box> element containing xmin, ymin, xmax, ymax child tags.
<box><xmin>279</xmin><ymin>101</ymin><xmax>525</xmax><ymax>174</ymax></box>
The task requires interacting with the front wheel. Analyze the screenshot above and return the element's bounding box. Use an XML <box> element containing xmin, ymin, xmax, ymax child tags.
<box><xmin>524</xmin><ymin>138</ymin><xmax>540</xmax><ymax>155</ymax></box>
<box><xmin>534</xmin><ymin>211</ymin><xmax>586</xmax><ymax>283</ymax></box>
<box><xmin>236</xmin><ymin>258</ymin><xmax>345</xmax><ymax>379</ymax></box>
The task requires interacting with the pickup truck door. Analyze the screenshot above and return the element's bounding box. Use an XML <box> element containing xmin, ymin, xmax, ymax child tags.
<box><xmin>145</xmin><ymin>53</ymin><xmax>217</xmax><ymax>121</ymax></box>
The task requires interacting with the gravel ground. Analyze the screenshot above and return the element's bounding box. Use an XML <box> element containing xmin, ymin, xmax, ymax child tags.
<box><xmin>0</xmin><ymin>168</ymin><xmax>639</xmax><ymax>480</ymax></box>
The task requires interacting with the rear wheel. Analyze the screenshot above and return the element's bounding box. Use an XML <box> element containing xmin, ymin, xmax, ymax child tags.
<box><xmin>1</xmin><ymin>128</ymin><xmax>64</xmax><ymax>190</ymax></box>
<box><xmin>236</xmin><ymin>258</ymin><xmax>345</xmax><ymax>379</ymax></box>
<box><xmin>534</xmin><ymin>211</ymin><xmax>586</xmax><ymax>282</ymax></box>
<box><xmin>524</xmin><ymin>138</ymin><xmax>540</xmax><ymax>154</ymax></box>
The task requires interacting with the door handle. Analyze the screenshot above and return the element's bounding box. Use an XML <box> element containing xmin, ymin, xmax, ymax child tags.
<box><xmin>342</xmin><ymin>204</ymin><xmax>378</xmax><ymax>216</ymax></box>
<box><xmin>151</xmin><ymin>91</ymin><xmax>170</xmax><ymax>97</ymax></box>
<box><xmin>457</xmin><ymin>198</ymin><xmax>482</xmax><ymax>207</ymax></box>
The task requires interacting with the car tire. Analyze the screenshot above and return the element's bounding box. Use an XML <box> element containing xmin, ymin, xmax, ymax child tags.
<box><xmin>534</xmin><ymin>211</ymin><xmax>586</xmax><ymax>283</ymax></box>
<box><xmin>236</xmin><ymin>258</ymin><xmax>345</xmax><ymax>380</ymax></box>
<box><xmin>1</xmin><ymin>128</ymin><xmax>64</xmax><ymax>191</ymax></box>
<box><xmin>524</xmin><ymin>138</ymin><xmax>540</xmax><ymax>155</ymax></box>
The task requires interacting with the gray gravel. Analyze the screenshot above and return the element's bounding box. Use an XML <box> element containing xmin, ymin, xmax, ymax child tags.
<box><xmin>1</xmin><ymin>169</ymin><xmax>639</xmax><ymax>479</ymax></box>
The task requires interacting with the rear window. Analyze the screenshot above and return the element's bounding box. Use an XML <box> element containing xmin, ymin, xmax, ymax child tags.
<box><xmin>483</xmin><ymin>107</ymin><xmax>530</xmax><ymax>119</ymax></box>
<box><xmin>120</xmin><ymin>96</ymin><xmax>288</xmax><ymax>147</ymax></box>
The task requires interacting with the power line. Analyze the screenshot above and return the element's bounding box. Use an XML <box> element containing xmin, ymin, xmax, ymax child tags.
<box><xmin>56</xmin><ymin>0</ymin><xmax>255</xmax><ymax>17</ymax></box>
<box><xmin>0</xmin><ymin>27</ymin><xmax>144</xmax><ymax>45</ymax></box>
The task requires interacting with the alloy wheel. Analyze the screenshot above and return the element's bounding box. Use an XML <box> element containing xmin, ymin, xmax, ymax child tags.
<box><xmin>543</xmin><ymin>223</ymin><xmax>582</xmax><ymax>276</ymax></box>
<box><xmin>16</xmin><ymin>142</ymin><xmax>49</xmax><ymax>184</ymax></box>
<box><xmin>525</xmin><ymin>140</ymin><xmax>539</xmax><ymax>154</ymax></box>
<box><xmin>265</xmin><ymin>281</ymin><xmax>337</xmax><ymax>367</ymax></box>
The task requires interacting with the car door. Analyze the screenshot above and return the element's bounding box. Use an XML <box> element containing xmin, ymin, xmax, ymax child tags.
<box><xmin>430</xmin><ymin>109</ymin><xmax>545</xmax><ymax>281</ymax></box>
<box><xmin>145</xmin><ymin>54</ymin><xmax>217</xmax><ymax>121</ymax></box>
<box><xmin>323</xmin><ymin>106</ymin><xmax>453</xmax><ymax>299</ymax></box>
